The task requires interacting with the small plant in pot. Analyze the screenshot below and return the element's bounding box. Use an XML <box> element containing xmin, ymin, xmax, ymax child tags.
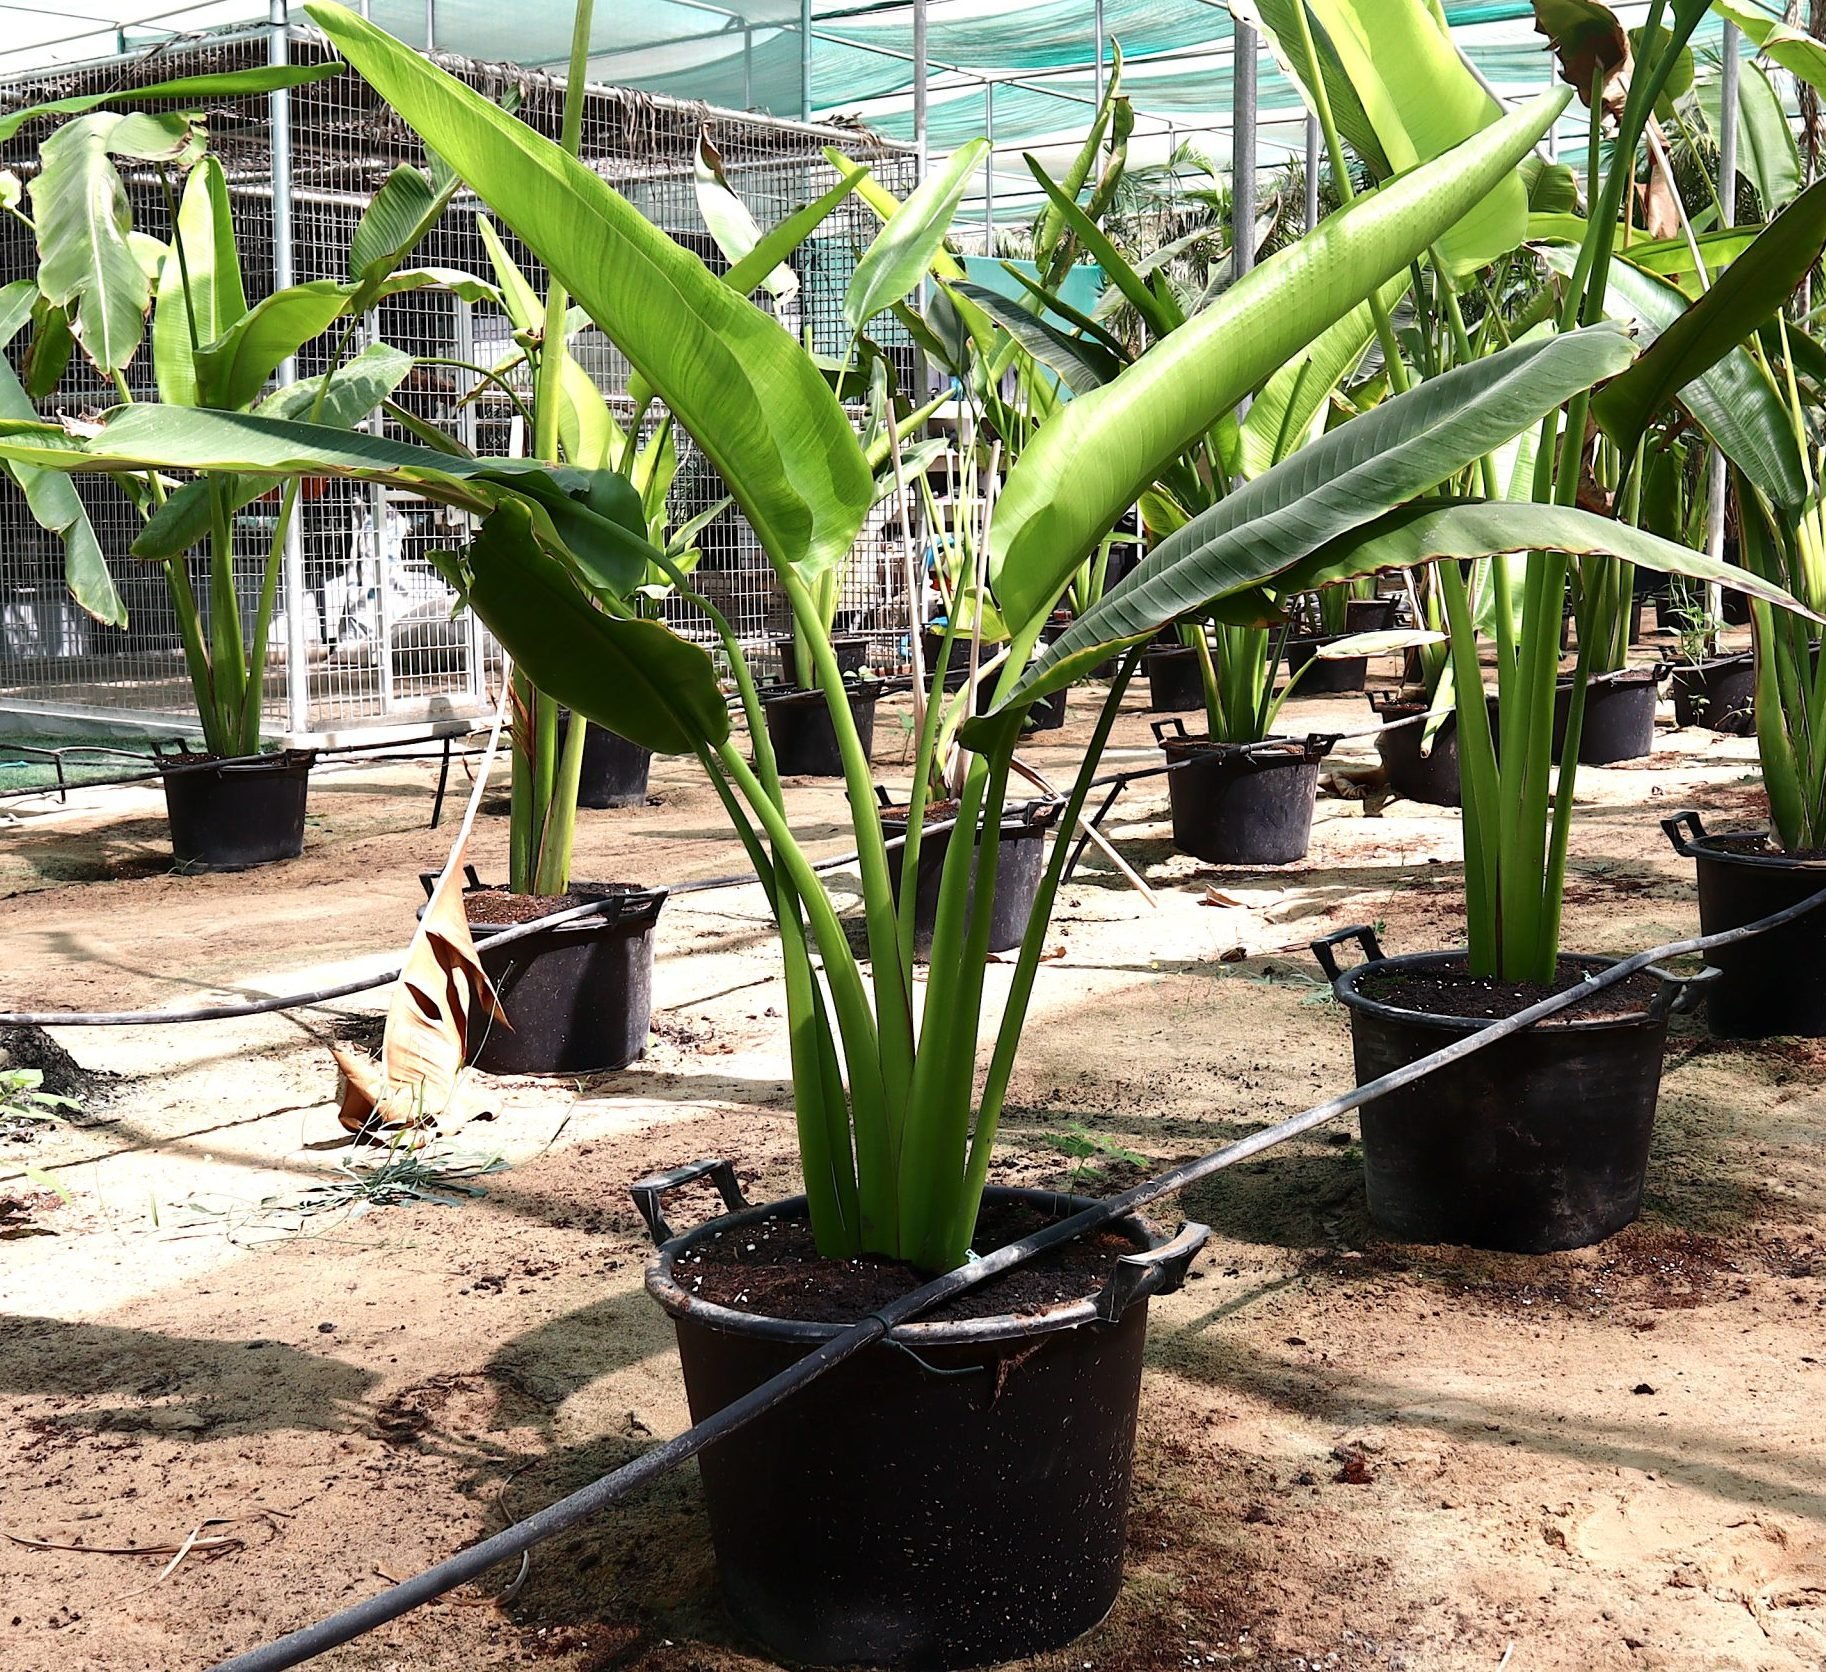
<box><xmin>1245</xmin><ymin>0</ymin><xmax>1826</xmax><ymax>1251</ymax></box>
<box><xmin>11</xmin><ymin>24</ymin><xmax>1645</xmax><ymax>1656</ymax></box>
<box><xmin>0</xmin><ymin>60</ymin><xmax>445</xmax><ymax>871</ymax></box>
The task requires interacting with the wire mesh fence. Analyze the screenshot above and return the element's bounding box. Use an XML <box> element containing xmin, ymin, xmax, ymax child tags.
<box><xmin>0</xmin><ymin>27</ymin><xmax>919</xmax><ymax>740</ymax></box>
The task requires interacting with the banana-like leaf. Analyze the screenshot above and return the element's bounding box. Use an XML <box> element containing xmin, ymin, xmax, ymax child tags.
<box><xmin>988</xmin><ymin>90</ymin><xmax>1571</xmax><ymax>635</ymax></box>
<box><xmin>1312</xmin><ymin>626</ymin><xmax>1445</xmax><ymax>658</ymax></box>
<box><xmin>1301</xmin><ymin>0</ymin><xmax>1528</xmax><ymax>273</ymax></box>
<box><xmin>463</xmin><ymin>501</ymin><xmax>731</xmax><ymax>755</ymax></box>
<box><xmin>1034</xmin><ymin>46</ymin><xmax>1120</xmax><ymax>267</ymax></box>
<box><xmin>1231</xmin><ymin>0</ymin><xmax>1390</xmax><ymax>176</ymax></box>
<box><xmin>1713</xmin><ymin>0</ymin><xmax>1826</xmax><ymax>101</ymax></box>
<box><xmin>1738</xmin><ymin>61</ymin><xmax>1802</xmax><ymax>214</ymax></box>
<box><xmin>1283</xmin><ymin>498</ymin><xmax>1823</xmax><ymax>614</ymax></box>
<box><xmin>0</xmin><ymin>62</ymin><xmax>341</xmax><ymax>146</ymax></box>
<box><xmin>696</xmin><ymin>133</ymin><xmax>798</xmax><ymax>302</ymax></box>
<box><xmin>836</xmin><ymin>153</ymin><xmax>969</xmax><ymax>283</ymax></box>
<box><xmin>310</xmin><ymin>3</ymin><xmax>872</xmax><ymax>580</ymax></box>
<box><xmin>152</xmin><ymin>157</ymin><xmax>248</xmax><ymax>408</ymax></box>
<box><xmin>950</xmin><ymin>280</ymin><xmax>1122</xmax><ymax>394</ymax></box>
<box><xmin>31</xmin><ymin>112</ymin><xmax>196</xmax><ymax>375</ymax></box>
<box><xmin>1617</xmin><ymin>224</ymin><xmax>1763</xmax><ymax>290</ymax></box>
<box><xmin>192</xmin><ymin>280</ymin><xmax>353</xmax><ymax>411</ymax></box>
<box><xmin>1025</xmin><ymin>158</ymin><xmax>1176</xmax><ymax>338</ymax></box>
<box><xmin>1238</xmin><ymin>273</ymin><xmax>1408</xmax><ymax>478</ymax></box>
<box><xmin>1593</xmin><ymin>178</ymin><xmax>1826</xmax><ymax>460</ymax></box>
<box><xmin>0</xmin><ymin>284</ymin><xmax>121</xmax><ymax>626</ymax></box>
<box><xmin>7</xmin><ymin>405</ymin><xmax>657</xmax><ymax>593</ymax></box>
<box><xmin>23</xmin><ymin>296</ymin><xmax>74</xmax><ymax>398</ymax></box>
<box><xmin>845</xmin><ymin>140</ymin><xmax>986</xmax><ymax>332</ymax></box>
<box><xmin>983</xmin><ymin>326</ymin><xmax>1635</xmax><ymax>712</ymax></box>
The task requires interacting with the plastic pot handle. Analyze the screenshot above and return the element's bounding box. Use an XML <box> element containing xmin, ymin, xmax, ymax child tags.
<box><xmin>1150</xmin><ymin>716</ymin><xmax>1189</xmax><ymax>745</ymax></box>
<box><xmin>1660</xmin><ymin>810</ymin><xmax>1708</xmax><ymax>857</ymax></box>
<box><xmin>629</xmin><ymin>1157</ymin><xmax>750</xmax><ymax>1247</ymax></box>
<box><xmin>1095</xmin><ymin>1220</ymin><xmax>1211</xmax><ymax>1324</ymax></box>
<box><xmin>418</xmin><ymin>864</ymin><xmax>485</xmax><ymax>902</ymax></box>
<box><xmin>1646</xmin><ymin>963</ymin><xmax>1719</xmax><ymax>1019</ymax></box>
<box><xmin>1309</xmin><ymin>924</ymin><xmax>1386</xmax><ymax>983</ymax></box>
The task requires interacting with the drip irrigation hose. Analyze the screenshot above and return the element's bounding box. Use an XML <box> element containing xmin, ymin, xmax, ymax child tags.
<box><xmin>207</xmin><ymin>881</ymin><xmax>1826</xmax><ymax>1672</ymax></box>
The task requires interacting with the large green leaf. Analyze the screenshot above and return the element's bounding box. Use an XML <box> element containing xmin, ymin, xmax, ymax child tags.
<box><xmin>844</xmin><ymin>140</ymin><xmax>986</xmax><ymax>333</ymax></box>
<box><xmin>463</xmin><ymin>501</ymin><xmax>730</xmax><ymax>756</ymax></box>
<box><xmin>1713</xmin><ymin>0</ymin><xmax>1826</xmax><ymax>101</ymax></box>
<box><xmin>1738</xmin><ymin>61</ymin><xmax>1803</xmax><ymax>214</ymax></box>
<box><xmin>1592</xmin><ymin>179</ymin><xmax>1826</xmax><ymax>457</ymax></box>
<box><xmin>1301</xmin><ymin>0</ymin><xmax>1527</xmax><ymax>273</ymax></box>
<box><xmin>152</xmin><ymin>156</ymin><xmax>248</xmax><ymax>408</ymax></box>
<box><xmin>722</xmin><ymin>159</ymin><xmax>870</xmax><ymax>298</ymax></box>
<box><xmin>1025</xmin><ymin>158</ymin><xmax>1177</xmax><ymax>339</ymax></box>
<box><xmin>0</xmin><ymin>282</ymin><xmax>121</xmax><ymax>626</ymax></box>
<box><xmin>31</xmin><ymin>112</ymin><xmax>195</xmax><ymax>375</ymax></box>
<box><xmin>311</xmin><ymin>2</ymin><xmax>872</xmax><ymax>579</ymax></box>
<box><xmin>0</xmin><ymin>63</ymin><xmax>341</xmax><ymax>146</ymax></box>
<box><xmin>1231</xmin><ymin>0</ymin><xmax>1390</xmax><ymax>176</ymax></box>
<box><xmin>192</xmin><ymin>279</ymin><xmax>353</xmax><ymax>412</ymax></box>
<box><xmin>1285</xmin><ymin>498</ymin><xmax>1822</xmax><ymax>616</ymax></box>
<box><xmin>987</xmin><ymin>326</ymin><xmax>1636</xmax><ymax>710</ymax></box>
<box><xmin>1238</xmin><ymin>274</ymin><xmax>1408</xmax><ymax>478</ymax></box>
<box><xmin>988</xmin><ymin>89</ymin><xmax>1571</xmax><ymax>634</ymax></box>
<box><xmin>950</xmin><ymin>279</ymin><xmax>1122</xmax><ymax>394</ymax></box>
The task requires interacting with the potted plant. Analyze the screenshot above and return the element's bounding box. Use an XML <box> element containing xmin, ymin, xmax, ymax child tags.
<box><xmin>1231</xmin><ymin>0</ymin><xmax>1825</xmax><ymax>1250</ymax></box>
<box><xmin>5</xmin><ymin>19</ymin><xmax>1653</xmax><ymax>1657</ymax></box>
<box><xmin>0</xmin><ymin>61</ymin><xmax>417</xmax><ymax>870</ymax></box>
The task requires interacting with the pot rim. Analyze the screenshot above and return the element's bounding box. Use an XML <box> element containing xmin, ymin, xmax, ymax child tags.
<box><xmin>876</xmin><ymin>795</ymin><xmax>1060</xmax><ymax>837</ymax></box>
<box><xmin>423</xmin><ymin>878</ymin><xmax>669</xmax><ymax>935</ymax></box>
<box><xmin>1154</xmin><ymin>726</ymin><xmax>1330</xmax><ymax>766</ymax></box>
<box><xmin>759</xmin><ymin>679</ymin><xmax>883</xmax><ymax>708</ymax></box>
<box><xmin>1680</xmin><ymin>827</ymin><xmax>1826</xmax><ymax>873</ymax></box>
<box><xmin>159</xmin><ymin>746</ymin><xmax>317</xmax><ymax>779</ymax></box>
<box><xmin>645</xmin><ymin>1185</ymin><xmax>1166</xmax><ymax>1347</ymax></box>
<box><xmin>1330</xmin><ymin>948</ymin><xmax>1674</xmax><ymax>1034</ymax></box>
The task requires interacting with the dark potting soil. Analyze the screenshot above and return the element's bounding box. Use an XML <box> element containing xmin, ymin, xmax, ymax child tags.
<box><xmin>680</xmin><ymin>1200</ymin><xmax>1140</xmax><ymax>1324</ymax></box>
<box><xmin>1709</xmin><ymin>833</ymin><xmax>1826</xmax><ymax>864</ymax></box>
<box><xmin>877</xmin><ymin>799</ymin><xmax>961</xmax><ymax>823</ymax></box>
<box><xmin>1355</xmin><ymin>958</ymin><xmax>1665</xmax><ymax>1023</ymax></box>
<box><xmin>463</xmin><ymin>883</ymin><xmax>641</xmax><ymax>926</ymax></box>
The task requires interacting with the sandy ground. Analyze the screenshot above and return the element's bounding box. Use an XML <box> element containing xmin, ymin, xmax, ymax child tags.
<box><xmin>0</xmin><ymin>666</ymin><xmax>1822</xmax><ymax>1672</ymax></box>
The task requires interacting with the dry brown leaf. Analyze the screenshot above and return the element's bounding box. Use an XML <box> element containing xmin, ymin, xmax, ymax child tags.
<box><xmin>1202</xmin><ymin>887</ymin><xmax>1248</xmax><ymax>908</ymax></box>
<box><xmin>335</xmin><ymin>688</ymin><xmax>512</xmax><ymax>1137</ymax></box>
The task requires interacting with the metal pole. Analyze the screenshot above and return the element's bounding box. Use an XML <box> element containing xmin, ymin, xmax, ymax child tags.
<box><xmin>1706</xmin><ymin>22</ymin><xmax>1741</xmax><ymax>610</ymax></box>
<box><xmin>1546</xmin><ymin>57</ymin><xmax>1559</xmax><ymax>160</ymax></box>
<box><xmin>1304</xmin><ymin>112</ymin><xmax>1319</xmax><ymax>231</ymax></box>
<box><xmin>800</xmin><ymin>0</ymin><xmax>812</xmax><ymax>120</ymax></box>
<box><xmin>1232</xmin><ymin>18</ymin><xmax>1258</xmax><ymax>282</ymax></box>
<box><xmin>423</xmin><ymin>0</ymin><xmax>433</xmax><ymax>51</ymax></box>
<box><xmin>983</xmin><ymin>80</ymin><xmax>995</xmax><ymax>253</ymax></box>
<box><xmin>270</xmin><ymin>0</ymin><xmax>309</xmax><ymax>739</ymax></box>
<box><xmin>742</xmin><ymin>28</ymin><xmax>753</xmax><ymax>110</ymax></box>
<box><xmin>1094</xmin><ymin>0</ymin><xmax>1105</xmax><ymax>107</ymax></box>
<box><xmin>912</xmin><ymin>0</ymin><xmax>928</xmax><ymax>174</ymax></box>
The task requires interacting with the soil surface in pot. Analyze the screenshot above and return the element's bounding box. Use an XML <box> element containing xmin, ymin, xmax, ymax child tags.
<box><xmin>1706</xmin><ymin>833</ymin><xmax>1826</xmax><ymax>863</ymax></box>
<box><xmin>1355</xmin><ymin>959</ymin><xmax>1663</xmax><ymax>1022</ymax></box>
<box><xmin>464</xmin><ymin>882</ymin><xmax>643</xmax><ymax>925</ymax></box>
<box><xmin>679</xmin><ymin>1200</ymin><xmax>1137</xmax><ymax>1323</ymax></box>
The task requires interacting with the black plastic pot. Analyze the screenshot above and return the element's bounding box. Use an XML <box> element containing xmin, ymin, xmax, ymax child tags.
<box><xmin>880</xmin><ymin>796</ymin><xmax>1058</xmax><ymax>957</ymax></box>
<box><xmin>160</xmin><ymin>749</ymin><xmax>315</xmax><ymax>873</ymax></box>
<box><xmin>1345</xmin><ymin>596</ymin><xmax>1399</xmax><ymax>633</ymax></box>
<box><xmin>1663</xmin><ymin>812</ymin><xmax>1826</xmax><ymax>1038</ymax></box>
<box><xmin>1552</xmin><ymin>667</ymin><xmax>1661</xmax><ymax>765</ymax></box>
<box><xmin>1284</xmin><ymin>634</ymin><xmax>1368</xmax><ymax>695</ymax></box>
<box><xmin>558</xmin><ymin>713</ymin><xmax>653</xmax><ymax>809</ymax></box>
<box><xmin>1154</xmin><ymin>721</ymin><xmax>1330</xmax><ymax>865</ymax></box>
<box><xmin>776</xmin><ymin>632</ymin><xmax>870</xmax><ymax>688</ymax></box>
<box><xmin>1040</xmin><ymin>611</ymin><xmax>1119</xmax><ymax>680</ymax></box>
<box><xmin>1373</xmin><ymin>704</ymin><xmax>1461</xmax><ymax>807</ymax></box>
<box><xmin>762</xmin><ymin>682</ymin><xmax>881</xmax><ymax>777</ymax></box>
<box><xmin>1311</xmin><ymin>928</ymin><xmax>1702</xmax><ymax>1252</ymax></box>
<box><xmin>1144</xmin><ymin>645</ymin><xmax>1204</xmax><ymax>712</ymax></box>
<box><xmin>432</xmin><ymin>877</ymin><xmax>668</xmax><ymax>1076</ymax></box>
<box><xmin>1668</xmin><ymin>653</ymin><xmax>1755</xmax><ymax>733</ymax></box>
<box><xmin>635</xmin><ymin>1165</ymin><xmax>1208</xmax><ymax>1670</ymax></box>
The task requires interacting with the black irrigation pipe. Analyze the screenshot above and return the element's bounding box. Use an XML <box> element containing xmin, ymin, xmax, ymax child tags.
<box><xmin>207</xmin><ymin>874</ymin><xmax>1826</xmax><ymax>1672</ymax></box>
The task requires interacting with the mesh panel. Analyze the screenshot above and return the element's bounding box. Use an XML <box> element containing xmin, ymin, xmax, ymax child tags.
<box><xmin>0</xmin><ymin>29</ymin><xmax>918</xmax><ymax>737</ymax></box>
